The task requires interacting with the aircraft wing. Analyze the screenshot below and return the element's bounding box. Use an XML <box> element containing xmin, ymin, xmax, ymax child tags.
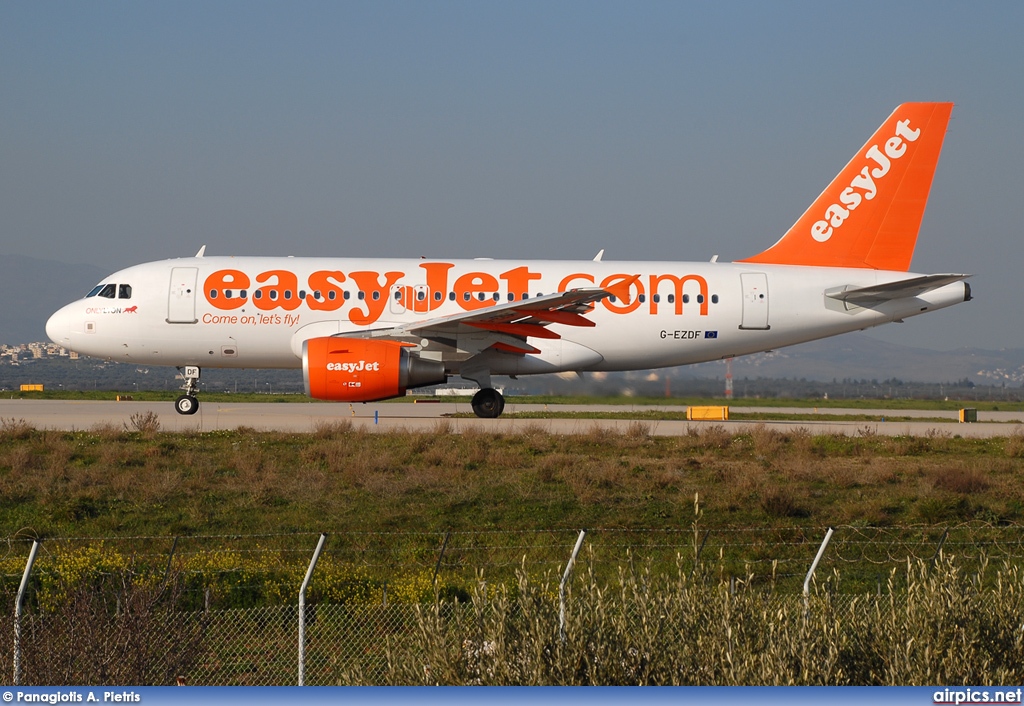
<box><xmin>342</xmin><ymin>288</ymin><xmax>611</xmax><ymax>355</ymax></box>
<box><xmin>826</xmin><ymin>274</ymin><xmax>971</xmax><ymax>305</ymax></box>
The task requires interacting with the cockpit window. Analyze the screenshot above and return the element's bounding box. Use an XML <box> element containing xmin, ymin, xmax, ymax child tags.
<box><xmin>86</xmin><ymin>285</ymin><xmax>104</xmax><ymax>298</ymax></box>
<box><xmin>118</xmin><ymin>284</ymin><xmax>132</xmax><ymax>299</ymax></box>
<box><xmin>97</xmin><ymin>284</ymin><xmax>116</xmax><ymax>299</ymax></box>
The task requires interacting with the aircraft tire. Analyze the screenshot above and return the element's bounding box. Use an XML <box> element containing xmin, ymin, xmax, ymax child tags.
<box><xmin>174</xmin><ymin>395</ymin><xmax>199</xmax><ymax>416</ymax></box>
<box><xmin>471</xmin><ymin>388</ymin><xmax>505</xmax><ymax>419</ymax></box>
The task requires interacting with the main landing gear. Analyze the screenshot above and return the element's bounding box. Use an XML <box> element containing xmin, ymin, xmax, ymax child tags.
<box><xmin>471</xmin><ymin>388</ymin><xmax>505</xmax><ymax>419</ymax></box>
<box><xmin>174</xmin><ymin>365</ymin><xmax>201</xmax><ymax>416</ymax></box>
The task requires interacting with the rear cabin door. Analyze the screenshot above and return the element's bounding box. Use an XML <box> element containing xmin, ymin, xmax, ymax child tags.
<box><xmin>739</xmin><ymin>272</ymin><xmax>770</xmax><ymax>330</ymax></box>
<box><xmin>167</xmin><ymin>267</ymin><xmax>199</xmax><ymax>324</ymax></box>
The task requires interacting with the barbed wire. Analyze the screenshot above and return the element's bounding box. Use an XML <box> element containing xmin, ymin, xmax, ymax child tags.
<box><xmin>3</xmin><ymin>524</ymin><xmax>1023</xmax><ymax>584</ymax></box>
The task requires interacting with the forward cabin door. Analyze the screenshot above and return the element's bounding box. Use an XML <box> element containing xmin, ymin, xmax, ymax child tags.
<box><xmin>739</xmin><ymin>272</ymin><xmax>770</xmax><ymax>330</ymax></box>
<box><xmin>167</xmin><ymin>267</ymin><xmax>199</xmax><ymax>324</ymax></box>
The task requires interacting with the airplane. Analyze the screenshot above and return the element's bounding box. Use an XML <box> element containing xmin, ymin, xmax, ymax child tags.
<box><xmin>46</xmin><ymin>102</ymin><xmax>969</xmax><ymax>419</ymax></box>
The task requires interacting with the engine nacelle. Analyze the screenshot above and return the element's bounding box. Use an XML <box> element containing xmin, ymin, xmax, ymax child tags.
<box><xmin>303</xmin><ymin>337</ymin><xmax>446</xmax><ymax>402</ymax></box>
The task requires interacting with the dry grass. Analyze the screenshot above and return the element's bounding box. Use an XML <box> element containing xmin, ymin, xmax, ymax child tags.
<box><xmin>759</xmin><ymin>488</ymin><xmax>810</xmax><ymax>518</ymax></box>
<box><xmin>362</xmin><ymin>556</ymin><xmax>1024</xmax><ymax>685</ymax></box>
<box><xmin>0</xmin><ymin>426</ymin><xmax>1022</xmax><ymax>537</ymax></box>
<box><xmin>0</xmin><ymin>418</ymin><xmax>35</xmax><ymax>441</ymax></box>
<box><xmin>125</xmin><ymin>410</ymin><xmax>161</xmax><ymax>435</ymax></box>
<box><xmin>310</xmin><ymin>418</ymin><xmax>354</xmax><ymax>439</ymax></box>
<box><xmin>932</xmin><ymin>465</ymin><xmax>991</xmax><ymax>494</ymax></box>
<box><xmin>1005</xmin><ymin>431</ymin><xmax>1024</xmax><ymax>458</ymax></box>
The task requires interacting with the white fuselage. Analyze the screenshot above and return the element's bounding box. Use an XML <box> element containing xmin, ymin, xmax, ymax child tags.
<box><xmin>45</xmin><ymin>256</ymin><xmax>968</xmax><ymax>378</ymax></box>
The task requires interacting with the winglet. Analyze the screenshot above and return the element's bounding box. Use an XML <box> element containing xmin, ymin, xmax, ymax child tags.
<box><xmin>739</xmin><ymin>103</ymin><xmax>953</xmax><ymax>271</ymax></box>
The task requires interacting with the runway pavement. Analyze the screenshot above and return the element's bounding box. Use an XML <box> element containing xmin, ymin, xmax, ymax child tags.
<box><xmin>2</xmin><ymin>398</ymin><xmax>1022</xmax><ymax>437</ymax></box>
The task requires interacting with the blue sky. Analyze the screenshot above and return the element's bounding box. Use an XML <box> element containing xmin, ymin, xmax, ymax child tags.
<box><xmin>2</xmin><ymin>1</ymin><xmax>1022</xmax><ymax>350</ymax></box>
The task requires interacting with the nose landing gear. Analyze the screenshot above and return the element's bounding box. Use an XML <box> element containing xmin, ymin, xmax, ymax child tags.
<box><xmin>174</xmin><ymin>365</ymin><xmax>201</xmax><ymax>415</ymax></box>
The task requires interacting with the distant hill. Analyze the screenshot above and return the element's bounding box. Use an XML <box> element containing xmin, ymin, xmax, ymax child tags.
<box><xmin>0</xmin><ymin>255</ymin><xmax>108</xmax><ymax>344</ymax></box>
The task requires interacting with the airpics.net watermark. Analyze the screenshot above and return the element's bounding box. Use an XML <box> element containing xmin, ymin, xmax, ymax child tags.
<box><xmin>934</xmin><ymin>689</ymin><xmax>1024</xmax><ymax>705</ymax></box>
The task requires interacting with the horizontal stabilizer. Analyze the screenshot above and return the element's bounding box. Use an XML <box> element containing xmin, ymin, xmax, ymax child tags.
<box><xmin>826</xmin><ymin>274</ymin><xmax>970</xmax><ymax>304</ymax></box>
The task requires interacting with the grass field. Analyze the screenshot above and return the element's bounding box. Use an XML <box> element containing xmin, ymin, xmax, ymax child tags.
<box><xmin>2</xmin><ymin>418</ymin><xmax>1023</xmax><ymax>538</ymax></box>
<box><xmin>6</xmin><ymin>418</ymin><xmax>1024</xmax><ymax>684</ymax></box>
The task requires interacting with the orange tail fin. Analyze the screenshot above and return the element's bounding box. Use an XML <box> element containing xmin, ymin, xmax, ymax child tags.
<box><xmin>739</xmin><ymin>102</ymin><xmax>953</xmax><ymax>271</ymax></box>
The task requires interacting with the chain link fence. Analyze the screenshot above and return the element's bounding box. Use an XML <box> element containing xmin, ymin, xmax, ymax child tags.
<box><xmin>3</xmin><ymin>524</ymin><xmax>1024</xmax><ymax>685</ymax></box>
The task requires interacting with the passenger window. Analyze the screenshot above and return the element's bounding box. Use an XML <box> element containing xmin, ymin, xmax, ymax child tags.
<box><xmin>98</xmin><ymin>284</ymin><xmax>116</xmax><ymax>299</ymax></box>
<box><xmin>118</xmin><ymin>284</ymin><xmax>132</xmax><ymax>299</ymax></box>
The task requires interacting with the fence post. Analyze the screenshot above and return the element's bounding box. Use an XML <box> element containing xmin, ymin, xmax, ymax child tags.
<box><xmin>690</xmin><ymin>530</ymin><xmax>711</xmax><ymax>579</ymax></box>
<box><xmin>803</xmin><ymin>527</ymin><xmax>834</xmax><ymax>615</ymax></box>
<box><xmin>159</xmin><ymin>536</ymin><xmax>179</xmax><ymax>595</ymax></box>
<box><xmin>559</xmin><ymin>530</ymin><xmax>587</xmax><ymax>643</ymax></box>
<box><xmin>930</xmin><ymin>527</ymin><xmax>949</xmax><ymax>568</ymax></box>
<box><xmin>432</xmin><ymin>531</ymin><xmax>451</xmax><ymax>587</ymax></box>
<box><xmin>298</xmin><ymin>533</ymin><xmax>327</xmax><ymax>686</ymax></box>
<box><xmin>14</xmin><ymin>540</ymin><xmax>41</xmax><ymax>686</ymax></box>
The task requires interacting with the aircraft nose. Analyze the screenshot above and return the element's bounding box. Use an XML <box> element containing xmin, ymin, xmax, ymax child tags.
<box><xmin>46</xmin><ymin>305</ymin><xmax>71</xmax><ymax>345</ymax></box>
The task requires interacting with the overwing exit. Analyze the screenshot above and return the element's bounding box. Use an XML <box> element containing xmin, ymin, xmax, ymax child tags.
<box><xmin>46</xmin><ymin>103</ymin><xmax>970</xmax><ymax>418</ymax></box>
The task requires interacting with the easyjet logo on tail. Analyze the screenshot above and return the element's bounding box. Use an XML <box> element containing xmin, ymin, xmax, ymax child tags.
<box><xmin>738</xmin><ymin>102</ymin><xmax>953</xmax><ymax>271</ymax></box>
<box><xmin>810</xmin><ymin>118</ymin><xmax>921</xmax><ymax>243</ymax></box>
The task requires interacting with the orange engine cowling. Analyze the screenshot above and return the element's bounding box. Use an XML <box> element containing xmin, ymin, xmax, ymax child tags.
<box><xmin>303</xmin><ymin>337</ymin><xmax>446</xmax><ymax>402</ymax></box>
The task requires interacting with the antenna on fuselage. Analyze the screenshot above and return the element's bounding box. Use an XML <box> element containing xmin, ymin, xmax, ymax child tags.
<box><xmin>195</xmin><ymin>245</ymin><xmax>207</xmax><ymax>258</ymax></box>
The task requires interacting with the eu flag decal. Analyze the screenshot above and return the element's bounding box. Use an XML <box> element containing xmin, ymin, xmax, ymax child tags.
<box><xmin>704</xmin><ymin>331</ymin><xmax>718</xmax><ymax>339</ymax></box>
